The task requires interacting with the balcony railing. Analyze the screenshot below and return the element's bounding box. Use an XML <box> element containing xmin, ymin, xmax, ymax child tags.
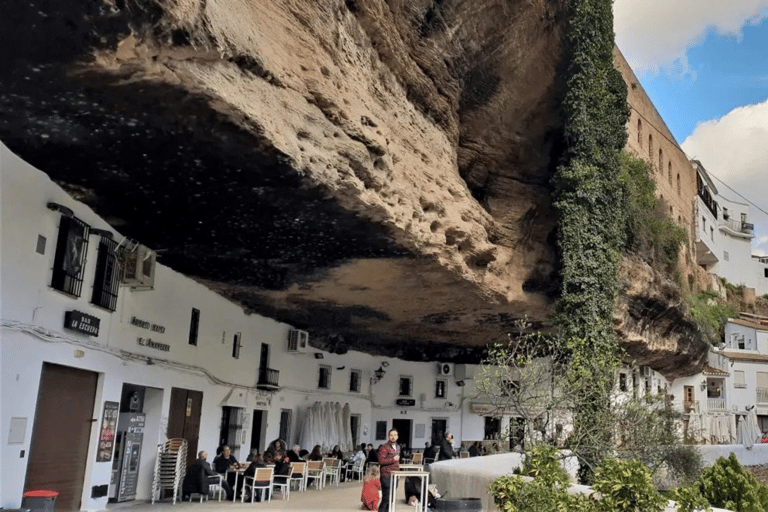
<box><xmin>757</xmin><ymin>387</ymin><xmax>768</xmax><ymax>404</ymax></box>
<box><xmin>257</xmin><ymin>367</ymin><xmax>280</xmax><ymax>391</ymax></box>
<box><xmin>718</xmin><ymin>217</ymin><xmax>754</xmax><ymax>236</ymax></box>
<box><xmin>707</xmin><ymin>398</ymin><xmax>726</xmax><ymax>411</ymax></box>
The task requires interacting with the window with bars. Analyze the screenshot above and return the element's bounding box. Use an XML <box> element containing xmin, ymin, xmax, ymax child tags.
<box><xmin>318</xmin><ymin>365</ymin><xmax>331</xmax><ymax>389</ymax></box>
<box><xmin>349</xmin><ymin>369</ymin><xmax>361</xmax><ymax>392</ymax></box>
<box><xmin>51</xmin><ymin>215</ymin><xmax>89</xmax><ymax>297</ymax></box>
<box><xmin>375</xmin><ymin>421</ymin><xmax>387</xmax><ymax>440</ymax></box>
<box><xmin>91</xmin><ymin>236</ymin><xmax>120</xmax><ymax>311</ymax></box>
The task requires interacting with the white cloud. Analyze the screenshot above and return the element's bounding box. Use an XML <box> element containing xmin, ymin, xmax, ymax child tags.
<box><xmin>614</xmin><ymin>0</ymin><xmax>768</xmax><ymax>75</ymax></box>
<box><xmin>681</xmin><ymin>99</ymin><xmax>768</xmax><ymax>255</ymax></box>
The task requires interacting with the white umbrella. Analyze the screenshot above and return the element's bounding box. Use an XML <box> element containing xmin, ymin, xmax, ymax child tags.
<box><xmin>747</xmin><ymin>407</ymin><xmax>762</xmax><ymax>447</ymax></box>
<box><xmin>333</xmin><ymin>402</ymin><xmax>343</xmax><ymax>450</ymax></box>
<box><xmin>729</xmin><ymin>413</ymin><xmax>738</xmax><ymax>444</ymax></box>
<box><xmin>737</xmin><ymin>415</ymin><xmax>752</xmax><ymax>448</ymax></box>
<box><xmin>322</xmin><ymin>402</ymin><xmax>333</xmax><ymax>451</ymax></box>
<box><xmin>342</xmin><ymin>403</ymin><xmax>353</xmax><ymax>451</ymax></box>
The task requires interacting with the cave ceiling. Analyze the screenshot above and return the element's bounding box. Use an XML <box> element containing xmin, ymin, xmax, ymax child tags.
<box><xmin>0</xmin><ymin>0</ymin><xmax>710</xmax><ymax>374</ymax></box>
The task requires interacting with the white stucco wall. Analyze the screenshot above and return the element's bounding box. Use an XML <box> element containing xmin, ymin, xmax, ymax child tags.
<box><xmin>1</xmin><ymin>143</ymin><xmax>485</xmax><ymax>510</ymax></box>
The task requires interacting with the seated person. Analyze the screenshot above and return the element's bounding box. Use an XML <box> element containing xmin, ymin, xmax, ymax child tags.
<box><xmin>213</xmin><ymin>445</ymin><xmax>239</xmax><ymax>474</ymax></box>
<box><xmin>329</xmin><ymin>444</ymin><xmax>344</xmax><ymax>460</ymax></box>
<box><xmin>365</xmin><ymin>443</ymin><xmax>378</xmax><ymax>466</ymax></box>
<box><xmin>287</xmin><ymin>444</ymin><xmax>303</xmax><ymax>463</ymax></box>
<box><xmin>188</xmin><ymin>450</ymin><xmax>233</xmax><ymax>500</ymax></box>
<box><xmin>307</xmin><ymin>444</ymin><xmax>324</xmax><ymax>461</ymax></box>
<box><xmin>346</xmin><ymin>443</ymin><xmax>366</xmax><ymax>475</ymax></box>
<box><xmin>245</xmin><ymin>448</ymin><xmax>259</xmax><ymax>462</ymax></box>
<box><xmin>241</xmin><ymin>453</ymin><xmax>268</xmax><ymax>501</ymax></box>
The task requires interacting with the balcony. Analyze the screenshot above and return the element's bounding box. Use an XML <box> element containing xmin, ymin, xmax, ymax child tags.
<box><xmin>256</xmin><ymin>367</ymin><xmax>280</xmax><ymax>391</ymax></box>
<box><xmin>718</xmin><ymin>217</ymin><xmax>754</xmax><ymax>239</ymax></box>
<box><xmin>707</xmin><ymin>398</ymin><xmax>726</xmax><ymax>411</ymax></box>
<box><xmin>757</xmin><ymin>387</ymin><xmax>768</xmax><ymax>405</ymax></box>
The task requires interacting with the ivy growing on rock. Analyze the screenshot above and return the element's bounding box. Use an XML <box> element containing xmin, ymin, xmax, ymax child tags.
<box><xmin>553</xmin><ymin>0</ymin><xmax>629</xmax><ymax>480</ymax></box>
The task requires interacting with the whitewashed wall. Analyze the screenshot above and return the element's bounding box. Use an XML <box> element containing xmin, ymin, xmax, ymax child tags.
<box><xmin>0</xmin><ymin>143</ymin><xmax>485</xmax><ymax>510</ymax></box>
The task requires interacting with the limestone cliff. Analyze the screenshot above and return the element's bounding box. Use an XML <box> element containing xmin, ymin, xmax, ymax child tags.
<box><xmin>0</xmin><ymin>0</ymin><xmax>709</xmax><ymax>370</ymax></box>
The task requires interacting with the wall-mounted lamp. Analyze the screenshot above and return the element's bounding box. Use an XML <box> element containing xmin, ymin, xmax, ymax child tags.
<box><xmin>46</xmin><ymin>202</ymin><xmax>74</xmax><ymax>218</ymax></box>
<box><xmin>700</xmin><ymin>380</ymin><xmax>707</xmax><ymax>391</ymax></box>
<box><xmin>372</xmin><ymin>366</ymin><xmax>386</xmax><ymax>383</ymax></box>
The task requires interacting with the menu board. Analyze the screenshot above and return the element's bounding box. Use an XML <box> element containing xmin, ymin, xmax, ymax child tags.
<box><xmin>96</xmin><ymin>401</ymin><xmax>119</xmax><ymax>462</ymax></box>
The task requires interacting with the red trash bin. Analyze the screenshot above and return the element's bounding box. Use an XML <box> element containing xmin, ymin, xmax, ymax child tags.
<box><xmin>21</xmin><ymin>490</ymin><xmax>58</xmax><ymax>512</ymax></box>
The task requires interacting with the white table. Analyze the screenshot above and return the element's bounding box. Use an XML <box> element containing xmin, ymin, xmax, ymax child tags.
<box><xmin>224</xmin><ymin>464</ymin><xmax>250</xmax><ymax>502</ymax></box>
<box><xmin>388</xmin><ymin>468</ymin><xmax>429</xmax><ymax>512</ymax></box>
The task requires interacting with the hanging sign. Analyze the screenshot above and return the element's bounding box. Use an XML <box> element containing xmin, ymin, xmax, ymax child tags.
<box><xmin>396</xmin><ymin>398</ymin><xmax>416</xmax><ymax>406</ymax></box>
<box><xmin>64</xmin><ymin>310</ymin><xmax>100</xmax><ymax>336</ymax></box>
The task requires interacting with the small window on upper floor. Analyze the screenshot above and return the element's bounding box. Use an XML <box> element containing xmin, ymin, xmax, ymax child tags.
<box><xmin>619</xmin><ymin>373</ymin><xmax>628</xmax><ymax>392</ymax></box>
<box><xmin>724</xmin><ymin>251</ymin><xmax>729</xmax><ymax>261</ymax></box>
<box><xmin>742</xmin><ymin>212</ymin><xmax>748</xmax><ymax>223</ymax></box>
<box><xmin>637</xmin><ymin>119</ymin><xmax>643</xmax><ymax>145</ymax></box>
<box><xmin>51</xmin><ymin>215</ymin><xmax>89</xmax><ymax>297</ymax></box>
<box><xmin>232</xmin><ymin>332</ymin><xmax>242</xmax><ymax>359</ymax></box>
<box><xmin>349</xmin><ymin>369</ymin><xmax>361</xmax><ymax>393</ymax></box>
<box><xmin>435</xmin><ymin>379</ymin><xmax>446</xmax><ymax>398</ymax></box>
<box><xmin>318</xmin><ymin>365</ymin><xmax>332</xmax><ymax>389</ymax></box>
<box><xmin>677</xmin><ymin>173</ymin><xmax>681</xmax><ymax>194</ymax></box>
<box><xmin>648</xmin><ymin>134</ymin><xmax>654</xmax><ymax>162</ymax></box>
<box><xmin>91</xmin><ymin>235</ymin><xmax>120</xmax><ymax>311</ymax></box>
<box><xmin>658</xmin><ymin>148</ymin><xmax>663</xmax><ymax>171</ymax></box>
<box><xmin>710</xmin><ymin>226</ymin><xmax>714</xmax><ymax>241</ymax></box>
<box><xmin>188</xmin><ymin>308</ymin><xmax>200</xmax><ymax>346</ymax></box>
<box><xmin>734</xmin><ymin>370</ymin><xmax>746</xmax><ymax>388</ymax></box>
<box><xmin>668</xmin><ymin>161</ymin><xmax>672</xmax><ymax>183</ymax></box>
<box><xmin>399</xmin><ymin>376</ymin><xmax>413</xmax><ymax>397</ymax></box>
<box><xmin>702</xmin><ymin>217</ymin><xmax>706</xmax><ymax>231</ymax></box>
<box><xmin>764</xmin><ymin>268</ymin><xmax>768</xmax><ymax>278</ymax></box>
<box><xmin>722</xmin><ymin>207</ymin><xmax>729</xmax><ymax>220</ymax></box>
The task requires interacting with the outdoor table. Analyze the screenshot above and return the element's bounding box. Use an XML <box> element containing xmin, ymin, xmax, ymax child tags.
<box><xmin>388</xmin><ymin>467</ymin><xmax>428</xmax><ymax>512</ymax></box>
<box><xmin>225</xmin><ymin>463</ymin><xmax>250</xmax><ymax>502</ymax></box>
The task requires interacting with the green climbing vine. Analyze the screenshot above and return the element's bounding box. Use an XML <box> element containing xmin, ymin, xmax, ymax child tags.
<box><xmin>553</xmin><ymin>0</ymin><xmax>629</xmax><ymax>480</ymax></box>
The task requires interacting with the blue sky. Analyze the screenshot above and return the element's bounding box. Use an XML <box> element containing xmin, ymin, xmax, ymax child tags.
<box><xmin>614</xmin><ymin>1</ymin><xmax>768</xmax><ymax>255</ymax></box>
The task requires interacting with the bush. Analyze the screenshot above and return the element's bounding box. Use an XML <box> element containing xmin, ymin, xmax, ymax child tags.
<box><xmin>689</xmin><ymin>292</ymin><xmax>738</xmax><ymax>345</ymax></box>
<box><xmin>669</xmin><ymin>484</ymin><xmax>711</xmax><ymax>512</ymax></box>
<box><xmin>697</xmin><ymin>453</ymin><xmax>768</xmax><ymax>511</ymax></box>
<box><xmin>591</xmin><ymin>458</ymin><xmax>667</xmax><ymax>512</ymax></box>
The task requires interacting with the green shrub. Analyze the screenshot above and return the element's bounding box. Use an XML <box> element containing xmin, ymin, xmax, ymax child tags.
<box><xmin>669</xmin><ymin>484</ymin><xmax>711</xmax><ymax>512</ymax></box>
<box><xmin>689</xmin><ymin>292</ymin><xmax>738</xmax><ymax>345</ymax></box>
<box><xmin>590</xmin><ymin>458</ymin><xmax>667</xmax><ymax>512</ymax></box>
<box><xmin>697</xmin><ymin>453</ymin><xmax>768</xmax><ymax>511</ymax></box>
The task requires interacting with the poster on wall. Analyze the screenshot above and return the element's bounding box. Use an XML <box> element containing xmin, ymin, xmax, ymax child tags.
<box><xmin>96</xmin><ymin>401</ymin><xmax>119</xmax><ymax>462</ymax></box>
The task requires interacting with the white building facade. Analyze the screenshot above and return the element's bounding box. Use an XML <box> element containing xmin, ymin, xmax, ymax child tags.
<box><xmin>0</xmin><ymin>143</ymin><xmax>501</xmax><ymax>511</ymax></box>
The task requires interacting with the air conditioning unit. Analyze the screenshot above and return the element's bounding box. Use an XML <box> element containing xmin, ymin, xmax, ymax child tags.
<box><xmin>642</xmin><ymin>366</ymin><xmax>652</xmax><ymax>378</ymax></box>
<box><xmin>287</xmin><ymin>329</ymin><xmax>308</xmax><ymax>353</ymax></box>
<box><xmin>121</xmin><ymin>244</ymin><xmax>156</xmax><ymax>289</ymax></box>
<box><xmin>437</xmin><ymin>363</ymin><xmax>453</xmax><ymax>376</ymax></box>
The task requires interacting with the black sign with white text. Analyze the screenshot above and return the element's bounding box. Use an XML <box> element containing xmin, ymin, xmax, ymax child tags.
<box><xmin>396</xmin><ymin>398</ymin><xmax>416</xmax><ymax>406</ymax></box>
<box><xmin>64</xmin><ymin>310</ymin><xmax>100</xmax><ymax>336</ymax></box>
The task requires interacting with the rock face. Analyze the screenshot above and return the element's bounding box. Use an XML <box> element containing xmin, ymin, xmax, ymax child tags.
<box><xmin>0</xmin><ymin>0</ymin><xmax>709</xmax><ymax>369</ymax></box>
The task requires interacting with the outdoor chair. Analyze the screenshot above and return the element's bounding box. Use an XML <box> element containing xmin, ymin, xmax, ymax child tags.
<box><xmin>306</xmin><ymin>460</ymin><xmax>325</xmax><ymax>490</ymax></box>
<box><xmin>242</xmin><ymin>467</ymin><xmax>274</xmax><ymax>503</ymax></box>
<box><xmin>323</xmin><ymin>458</ymin><xmax>341</xmax><ymax>487</ymax></box>
<box><xmin>289</xmin><ymin>462</ymin><xmax>307</xmax><ymax>492</ymax></box>
<box><xmin>411</xmin><ymin>452</ymin><xmax>423</xmax><ymax>465</ymax></box>
<box><xmin>272</xmin><ymin>471</ymin><xmax>290</xmax><ymax>501</ymax></box>
<box><xmin>344</xmin><ymin>457</ymin><xmax>365</xmax><ymax>482</ymax></box>
<box><xmin>460</xmin><ymin>452</ymin><xmax>469</xmax><ymax>459</ymax></box>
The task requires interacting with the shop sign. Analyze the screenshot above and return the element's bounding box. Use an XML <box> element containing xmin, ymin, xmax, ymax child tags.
<box><xmin>64</xmin><ymin>310</ymin><xmax>100</xmax><ymax>336</ymax></box>
<box><xmin>396</xmin><ymin>398</ymin><xmax>416</xmax><ymax>406</ymax></box>
<box><xmin>137</xmin><ymin>337</ymin><xmax>170</xmax><ymax>352</ymax></box>
<box><xmin>129</xmin><ymin>315</ymin><xmax>166</xmax><ymax>333</ymax></box>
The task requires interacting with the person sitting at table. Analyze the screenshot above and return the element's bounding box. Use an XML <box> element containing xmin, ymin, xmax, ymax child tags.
<box><xmin>366</xmin><ymin>443</ymin><xmax>378</xmax><ymax>466</ymax></box>
<box><xmin>213</xmin><ymin>445</ymin><xmax>239</xmax><ymax>474</ymax></box>
<box><xmin>329</xmin><ymin>444</ymin><xmax>344</xmax><ymax>460</ymax></box>
<box><xmin>360</xmin><ymin>464</ymin><xmax>381</xmax><ymax>510</ymax></box>
<box><xmin>268</xmin><ymin>438</ymin><xmax>288</xmax><ymax>459</ymax></box>
<box><xmin>288</xmin><ymin>444</ymin><xmax>302</xmax><ymax>463</ymax></box>
<box><xmin>307</xmin><ymin>444</ymin><xmax>324</xmax><ymax>461</ymax></box>
<box><xmin>191</xmin><ymin>450</ymin><xmax>234</xmax><ymax>500</ymax></box>
<box><xmin>241</xmin><ymin>453</ymin><xmax>267</xmax><ymax>501</ymax></box>
<box><xmin>245</xmin><ymin>448</ymin><xmax>259</xmax><ymax>462</ymax></box>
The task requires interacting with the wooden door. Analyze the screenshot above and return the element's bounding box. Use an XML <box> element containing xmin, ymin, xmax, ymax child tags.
<box><xmin>25</xmin><ymin>363</ymin><xmax>98</xmax><ymax>511</ymax></box>
<box><xmin>167</xmin><ymin>387</ymin><xmax>203</xmax><ymax>466</ymax></box>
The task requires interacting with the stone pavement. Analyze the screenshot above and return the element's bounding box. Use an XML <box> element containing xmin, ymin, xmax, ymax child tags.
<box><xmin>108</xmin><ymin>481</ymin><xmax>419</xmax><ymax>512</ymax></box>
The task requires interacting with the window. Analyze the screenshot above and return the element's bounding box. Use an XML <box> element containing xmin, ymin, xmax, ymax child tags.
<box><xmin>350</xmin><ymin>414</ymin><xmax>361</xmax><ymax>446</ymax></box>
<box><xmin>764</xmin><ymin>268</ymin><xmax>768</xmax><ymax>278</ymax></box>
<box><xmin>668</xmin><ymin>161</ymin><xmax>672</xmax><ymax>182</ymax></box>
<box><xmin>318</xmin><ymin>365</ymin><xmax>331</xmax><ymax>389</ymax></box>
<box><xmin>91</xmin><ymin>236</ymin><xmax>120</xmax><ymax>311</ymax></box>
<box><xmin>484</xmin><ymin>416</ymin><xmax>501</xmax><ymax>440</ymax></box>
<box><xmin>279</xmin><ymin>408</ymin><xmax>292</xmax><ymax>442</ymax></box>
<box><xmin>724</xmin><ymin>251</ymin><xmax>729</xmax><ymax>261</ymax></box>
<box><xmin>188</xmin><ymin>308</ymin><xmax>200</xmax><ymax>346</ymax></box>
<box><xmin>435</xmin><ymin>379</ymin><xmax>446</xmax><ymax>398</ymax></box>
<box><xmin>648</xmin><ymin>134</ymin><xmax>653</xmax><ymax>161</ymax></box>
<box><xmin>619</xmin><ymin>373</ymin><xmax>627</xmax><ymax>392</ymax></box>
<box><xmin>658</xmin><ymin>148</ymin><xmax>663</xmax><ymax>170</ymax></box>
<box><xmin>349</xmin><ymin>369</ymin><xmax>361</xmax><ymax>392</ymax></box>
<box><xmin>710</xmin><ymin>226</ymin><xmax>714</xmax><ymax>241</ymax></box>
<box><xmin>677</xmin><ymin>173</ymin><xmax>681</xmax><ymax>194</ymax></box>
<box><xmin>502</xmin><ymin>379</ymin><xmax>520</xmax><ymax>396</ymax></box>
<box><xmin>375</xmin><ymin>421</ymin><xmax>387</xmax><ymax>441</ymax></box>
<box><xmin>723</xmin><ymin>207</ymin><xmax>729</xmax><ymax>220</ymax></box>
<box><xmin>742</xmin><ymin>213</ymin><xmax>747</xmax><ymax>223</ymax></box>
<box><xmin>232</xmin><ymin>332</ymin><xmax>242</xmax><ymax>359</ymax></box>
<box><xmin>36</xmin><ymin>235</ymin><xmax>47</xmax><ymax>255</ymax></box>
<box><xmin>637</xmin><ymin>119</ymin><xmax>643</xmax><ymax>145</ymax></box>
<box><xmin>399</xmin><ymin>376</ymin><xmax>413</xmax><ymax>397</ymax></box>
<box><xmin>702</xmin><ymin>217</ymin><xmax>706</xmax><ymax>231</ymax></box>
<box><xmin>51</xmin><ymin>215</ymin><xmax>89</xmax><ymax>297</ymax></box>
<box><xmin>734</xmin><ymin>370</ymin><xmax>746</xmax><ymax>388</ymax></box>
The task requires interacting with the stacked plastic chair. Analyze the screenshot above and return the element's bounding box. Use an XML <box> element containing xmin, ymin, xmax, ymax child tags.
<box><xmin>151</xmin><ymin>438</ymin><xmax>188</xmax><ymax>504</ymax></box>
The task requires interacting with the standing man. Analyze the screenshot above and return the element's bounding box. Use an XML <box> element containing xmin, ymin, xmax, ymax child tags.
<box><xmin>378</xmin><ymin>429</ymin><xmax>400</xmax><ymax>512</ymax></box>
<box><xmin>438</xmin><ymin>432</ymin><xmax>456</xmax><ymax>461</ymax></box>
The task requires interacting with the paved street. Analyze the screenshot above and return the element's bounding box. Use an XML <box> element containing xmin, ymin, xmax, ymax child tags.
<box><xmin>108</xmin><ymin>481</ymin><xmax>419</xmax><ymax>512</ymax></box>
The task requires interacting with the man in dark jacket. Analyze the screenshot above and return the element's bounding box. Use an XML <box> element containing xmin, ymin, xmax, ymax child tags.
<box><xmin>193</xmin><ymin>450</ymin><xmax>233</xmax><ymax>500</ymax></box>
<box><xmin>438</xmin><ymin>432</ymin><xmax>456</xmax><ymax>461</ymax></box>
